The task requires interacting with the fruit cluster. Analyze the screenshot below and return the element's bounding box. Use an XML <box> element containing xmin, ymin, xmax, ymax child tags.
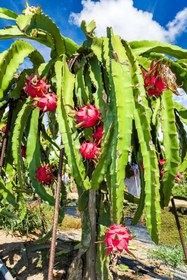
<box><xmin>75</xmin><ymin>105</ymin><xmax>103</xmax><ymax>159</ymax></box>
<box><xmin>24</xmin><ymin>74</ymin><xmax>57</xmax><ymax>112</ymax></box>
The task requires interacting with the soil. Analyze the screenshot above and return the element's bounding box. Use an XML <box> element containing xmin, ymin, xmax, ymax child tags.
<box><xmin>0</xmin><ymin>230</ymin><xmax>77</xmax><ymax>280</ymax></box>
<box><xmin>1</xmin><ymin>195</ymin><xmax>187</xmax><ymax>280</ymax></box>
<box><xmin>1</xmin><ymin>227</ymin><xmax>187</xmax><ymax>280</ymax></box>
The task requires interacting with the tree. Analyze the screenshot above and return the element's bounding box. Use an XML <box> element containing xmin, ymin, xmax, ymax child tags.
<box><xmin>0</xmin><ymin>4</ymin><xmax>187</xmax><ymax>280</ymax></box>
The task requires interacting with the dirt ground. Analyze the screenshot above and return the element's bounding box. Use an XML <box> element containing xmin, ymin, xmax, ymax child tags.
<box><xmin>1</xmin><ymin>228</ymin><xmax>187</xmax><ymax>280</ymax></box>
<box><xmin>1</xmin><ymin>196</ymin><xmax>187</xmax><ymax>280</ymax></box>
<box><xmin>0</xmin><ymin>230</ymin><xmax>77</xmax><ymax>280</ymax></box>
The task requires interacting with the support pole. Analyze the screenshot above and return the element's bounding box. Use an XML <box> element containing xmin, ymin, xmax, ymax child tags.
<box><xmin>48</xmin><ymin>145</ymin><xmax>64</xmax><ymax>280</ymax></box>
<box><xmin>85</xmin><ymin>189</ymin><xmax>97</xmax><ymax>280</ymax></box>
<box><xmin>171</xmin><ymin>197</ymin><xmax>187</xmax><ymax>264</ymax></box>
<box><xmin>0</xmin><ymin>101</ymin><xmax>13</xmax><ymax>175</ymax></box>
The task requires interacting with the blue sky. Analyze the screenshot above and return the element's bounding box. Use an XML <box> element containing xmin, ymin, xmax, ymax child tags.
<box><xmin>0</xmin><ymin>0</ymin><xmax>187</xmax><ymax>54</ymax></box>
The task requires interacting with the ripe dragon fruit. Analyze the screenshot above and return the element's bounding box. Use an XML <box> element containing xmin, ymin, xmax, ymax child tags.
<box><xmin>76</xmin><ymin>105</ymin><xmax>101</xmax><ymax>128</ymax></box>
<box><xmin>79</xmin><ymin>141</ymin><xmax>99</xmax><ymax>159</ymax></box>
<box><xmin>104</xmin><ymin>224</ymin><xmax>132</xmax><ymax>255</ymax></box>
<box><xmin>36</xmin><ymin>93</ymin><xmax>57</xmax><ymax>112</ymax></box>
<box><xmin>24</xmin><ymin>74</ymin><xmax>50</xmax><ymax>98</ymax></box>
<box><xmin>143</xmin><ymin>61</ymin><xmax>167</xmax><ymax>97</ymax></box>
<box><xmin>93</xmin><ymin>125</ymin><xmax>103</xmax><ymax>142</ymax></box>
<box><xmin>35</xmin><ymin>165</ymin><xmax>54</xmax><ymax>184</ymax></box>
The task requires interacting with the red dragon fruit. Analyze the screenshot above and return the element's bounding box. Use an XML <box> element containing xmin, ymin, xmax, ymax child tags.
<box><xmin>143</xmin><ymin>61</ymin><xmax>167</xmax><ymax>97</ymax></box>
<box><xmin>79</xmin><ymin>142</ymin><xmax>99</xmax><ymax>159</ymax></box>
<box><xmin>24</xmin><ymin>74</ymin><xmax>50</xmax><ymax>98</ymax></box>
<box><xmin>76</xmin><ymin>105</ymin><xmax>101</xmax><ymax>128</ymax></box>
<box><xmin>36</xmin><ymin>93</ymin><xmax>57</xmax><ymax>112</ymax></box>
<box><xmin>21</xmin><ymin>145</ymin><xmax>26</xmax><ymax>158</ymax></box>
<box><xmin>1</xmin><ymin>125</ymin><xmax>7</xmax><ymax>134</ymax></box>
<box><xmin>93</xmin><ymin>125</ymin><xmax>103</xmax><ymax>142</ymax></box>
<box><xmin>104</xmin><ymin>224</ymin><xmax>132</xmax><ymax>255</ymax></box>
<box><xmin>35</xmin><ymin>165</ymin><xmax>54</xmax><ymax>184</ymax></box>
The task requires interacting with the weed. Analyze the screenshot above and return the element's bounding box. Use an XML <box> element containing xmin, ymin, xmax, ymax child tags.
<box><xmin>0</xmin><ymin>201</ymin><xmax>50</xmax><ymax>235</ymax></box>
<box><xmin>0</xmin><ymin>200</ymin><xmax>81</xmax><ymax>235</ymax></box>
<box><xmin>172</xmin><ymin>184</ymin><xmax>187</xmax><ymax>197</ymax></box>
<box><xmin>149</xmin><ymin>244</ymin><xmax>185</xmax><ymax>268</ymax></box>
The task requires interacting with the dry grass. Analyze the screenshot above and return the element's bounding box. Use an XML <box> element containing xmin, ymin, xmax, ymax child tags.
<box><xmin>160</xmin><ymin>207</ymin><xmax>187</xmax><ymax>245</ymax></box>
<box><xmin>59</xmin><ymin>214</ymin><xmax>81</xmax><ymax>230</ymax></box>
<box><xmin>124</xmin><ymin>203</ymin><xmax>187</xmax><ymax>246</ymax></box>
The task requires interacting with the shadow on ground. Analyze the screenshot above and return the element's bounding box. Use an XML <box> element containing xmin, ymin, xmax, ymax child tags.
<box><xmin>0</xmin><ymin>237</ymin><xmax>77</xmax><ymax>280</ymax></box>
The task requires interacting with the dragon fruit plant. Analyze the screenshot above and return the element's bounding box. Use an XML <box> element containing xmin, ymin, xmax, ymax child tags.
<box><xmin>0</xmin><ymin>4</ymin><xmax>187</xmax><ymax>280</ymax></box>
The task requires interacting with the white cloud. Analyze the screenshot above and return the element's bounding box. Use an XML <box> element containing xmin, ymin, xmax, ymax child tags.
<box><xmin>166</xmin><ymin>8</ymin><xmax>187</xmax><ymax>42</ymax></box>
<box><xmin>69</xmin><ymin>0</ymin><xmax>187</xmax><ymax>43</ymax></box>
<box><xmin>174</xmin><ymin>88</ymin><xmax>187</xmax><ymax>106</ymax></box>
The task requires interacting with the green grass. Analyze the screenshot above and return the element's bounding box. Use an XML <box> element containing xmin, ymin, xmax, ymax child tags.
<box><xmin>172</xmin><ymin>184</ymin><xmax>187</xmax><ymax>197</ymax></box>
<box><xmin>149</xmin><ymin>244</ymin><xmax>185</xmax><ymax>268</ymax></box>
